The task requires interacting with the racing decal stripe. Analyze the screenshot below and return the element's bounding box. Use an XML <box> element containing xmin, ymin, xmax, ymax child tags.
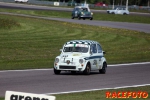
<box><xmin>84</xmin><ymin>56</ymin><xmax>103</xmax><ymax>60</ymax></box>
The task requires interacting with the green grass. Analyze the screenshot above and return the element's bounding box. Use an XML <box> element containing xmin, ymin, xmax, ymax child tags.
<box><xmin>0</xmin><ymin>86</ymin><xmax>149</xmax><ymax>100</ymax></box>
<box><xmin>0</xmin><ymin>18</ymin><xmax>20</xmax><ymax>29</ymax></box>
<box><xmin>0</xmin><ymin>14</ymin><xmax>150</xmax><ymax>70</ymax></box>
<box><xmin>0</xmin><ymin>8</ymin><xmax>150</xmax><ymax>24</ymax></box>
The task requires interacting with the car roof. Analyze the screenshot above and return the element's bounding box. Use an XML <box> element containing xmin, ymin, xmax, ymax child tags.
<box><xmin>65</xmin><ymin>40</ymin><xmax>99</xmax><ymax>45</ymax></box>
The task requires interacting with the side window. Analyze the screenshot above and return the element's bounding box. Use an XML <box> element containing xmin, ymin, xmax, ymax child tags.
<box><xmin>91</xmin><ymin>44</ymin><xmax>97</xmax><ymax>53</ymax></box>
<box><xmin>97</xmin><ymin>44</ymin><xmax>102</xmax><ymax>53</ymax></box>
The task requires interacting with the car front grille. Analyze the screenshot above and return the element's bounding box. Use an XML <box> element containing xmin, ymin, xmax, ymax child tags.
<box><xmin>59</xmin><ymin>66</ymin><xmax>76</xmax><ymax>69</ymax></box>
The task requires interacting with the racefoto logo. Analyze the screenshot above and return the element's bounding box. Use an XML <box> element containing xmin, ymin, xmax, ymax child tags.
<box><xmin>5</xmin><ymin>91</ymin><xmax>55</xmax><ymax>100</ymax></box>
<box><xmin>106</xmin><ymin>91</ymin><xmax>149</xmax><ymax>99</ymax></box>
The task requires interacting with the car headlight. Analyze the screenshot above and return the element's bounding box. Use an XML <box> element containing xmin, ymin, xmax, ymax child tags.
<box><xmin>55</xmin><ymin>58</ymin><xmax>59</xmax><ymax>63</ymax></box>
<box><xmin>81</xmin><ymin>12</ymin><xmax>84</xmax><ymax>15</ymax></box>
<box><xmin>79</xmin><ymin>59</ymin><xmax>84</xmax><ymax>64</ymax></box>
<box><xmin>91</xmin><ymin>12</ymin><xmax>93</xmax><ymax>15</ymax></box>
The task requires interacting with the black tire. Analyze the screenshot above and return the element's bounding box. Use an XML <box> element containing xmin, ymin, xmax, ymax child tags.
<box><xmin>123</xmin><ymin>13</ymin><xmax>127</xmax><ymax>15</ymax></box>
<box><xmin>90</xmin><ymin>17</ymin><xmax>93</xmax><ymax>20</ymax></box>
<box><xmin>83</xmin><ymin>64</ymin><xmax>90</xmax><ymax>75</ymax></box>
<box><xmin>83</xmin><ymin>18</ymin><xmax>85</xmax><ymax>20</ymax></box>
<box><xmin>78</xmin><ymin>16</ymin><xmax>81</xmax><ymax>20</ymax></box>
<box><xmin>72</xmin><ymin>15</ymin><xmax>74</xmax><ymax>19</ymax></box>
<box><xmin>99</xmin><ymin>62</ymin><xmax>107</xmax><ymax>74</ymax></box>
<box><xmin>54</xmin><ymin>68</ymin><xmax>61</xmax><ymax>75</ymax></box>
<box><xmin>112</xmin><ymin>12</ymin><xmax>115</xmax><ymax>14</ymax></box>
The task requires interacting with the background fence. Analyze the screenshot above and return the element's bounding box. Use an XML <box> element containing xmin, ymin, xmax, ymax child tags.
<box><xmin>0</xmin><ymin>0</ymin><xmax>150</xmax><ymax>11</ymax></box>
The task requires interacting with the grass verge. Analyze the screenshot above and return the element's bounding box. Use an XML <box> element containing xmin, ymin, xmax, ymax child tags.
<box><xmin>54</xmin><ymin>86</ymin><xmax>150</xmax><ymax>100</ymax></box>
<box><xmin>0</xmin><ymin>8</ymin><xmax>150</xmax><ymax>24</ymax></box>
<box><xmin>0</xmin><ymin>86</ymin><xmax>150</xmax><ymax>100</ymax></box>
<box><xmin>0</xmin><ymin>14</ymin><xmax>150</xmax><ymax>70</ymax></box>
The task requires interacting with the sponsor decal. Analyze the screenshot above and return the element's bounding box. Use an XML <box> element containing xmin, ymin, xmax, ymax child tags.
<box><xmin>66</xmin><ymin>60</ymin><xmax>70</xmax><ymax>64</ymax></box>
<box><xmin>73</xmin><ymin>54</ymin><xmax>80</xmax><ymax>56</ymax></box>
<box><xmin>106</xmin><ymin>91</ymin><xmax>148</xmax><ymax>99</ymax></box>
<box><xmin>5</xmin><ymin>91</ymin><xmax>55</xmax><ymax>100</ymax></box>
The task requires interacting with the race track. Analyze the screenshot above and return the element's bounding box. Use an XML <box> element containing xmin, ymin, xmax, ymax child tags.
<box><xmin>0</xmin><ymin>2</ymin><xmax>150</xmax><ymax>33</ymax></box>
<box><xmin>0</xmin><ymin>2</ymin><xmax>150</xmax><ymax>97</ymax></box>
<box><xmin>0</xmin><ymin>62</ymin><xmax>150</xmax><ymax>96</ymax></box>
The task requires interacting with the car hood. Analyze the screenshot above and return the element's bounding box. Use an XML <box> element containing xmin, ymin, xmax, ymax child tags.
<box><xmin>60</xmin><ymin>52</ymin><xmax>89</xmax><ymax>59</ymax></box>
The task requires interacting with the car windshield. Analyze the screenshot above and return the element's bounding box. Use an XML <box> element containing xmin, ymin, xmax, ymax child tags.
<box><xmin>79</xmin><ymin>8</ymin><xmax>88</xmax><ymax>11</ymax></box>
<box><xmin>63</xmin><ymin>44</ymin><xmax>89</xmax><ymax>53</ymax></box>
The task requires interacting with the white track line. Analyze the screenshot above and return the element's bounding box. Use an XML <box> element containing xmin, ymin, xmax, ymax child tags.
<box><xmin>0</xmin><ymin>62</ymin><xmax>150</xmax><ymax>73</ymax></box>
<box><xmin>108</xmin><ymin>62</ymin><xmax>150</xmax><ymax>67</ymax></box>
<box><xmin>44</xmin><ymin>84</ymin><xmax>150</xmax><ymax>95</ymax></box>
<box><xmin>0</xmin><ymin>68</ymin><xmax>52</xmax><ymax>73</ymax></box>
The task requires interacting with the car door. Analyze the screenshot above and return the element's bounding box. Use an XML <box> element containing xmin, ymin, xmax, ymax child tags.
<box><xmin>97</xmin><ymin>44</ymin><xmax>103</xmax><ymax>69</ymax></box>
<box><xmin>90</xmin><ymin>44</ymin><xmax>98</xmax><ymax>70</ymax></box>
<box><xmin>117</xmin><ymin>8</ymin><xmax>122</xmax><ymax>14</ymax></box>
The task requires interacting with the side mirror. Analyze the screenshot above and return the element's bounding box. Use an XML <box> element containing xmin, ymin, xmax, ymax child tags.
<box><xmin>60</xmin><ymin>49</ymin><xmax>62</xmax><ymax>52</ymax></box>
<box><xmin>103</xmin><ymin>51</ymin><xmax>106</xmax><ymax>54</ymax></box>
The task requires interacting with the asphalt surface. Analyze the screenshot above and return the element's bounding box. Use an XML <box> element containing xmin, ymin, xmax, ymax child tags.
<box><xmin>0</xmin><ymin>63</ymin><xmax>150</xmax><ymax>97</ymax></box>
<box><xmin>0</xmin><ymin>2</ymin><xmax>150</xmax><ymax>97</ymax></box>
<box><xmin>0</xmin><ymin>2</ymin><xmax>150</xmax><ymax>16</ymax></box>
<box><xmin>0</xmin><ymin>2</ymin><xmax>150</xmax><ymax>33</ymax></box>
<box><xmin>0</xmin><ymin>12</ymin><xmax>150</xmax><ymax>33</ymax></box>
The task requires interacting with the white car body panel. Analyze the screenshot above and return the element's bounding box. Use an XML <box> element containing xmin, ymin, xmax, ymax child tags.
<box><xmin>15</xmin><ymin>0</ymin><xmax>28</xmax><ymax>3</ymax></box>
<box><xmin>107</xmin><ymin>7</ymin><xmax>129</xmax><ymax>15</ymax></box>
<box><xmin>54</xmin><ymin>40</ymin><xmax>107</xmax><ymax>73</ymax></box>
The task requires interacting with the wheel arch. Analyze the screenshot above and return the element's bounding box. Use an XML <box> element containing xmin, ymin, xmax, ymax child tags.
<box><xmin>103</xmin><ymin>61</ymin><xmax>107</xmax><ymax>68</ymax></box>
<box><xmin>85</xmin><ymin>61</ymin><xmax>91</xmax><ymax>70</ymax></box>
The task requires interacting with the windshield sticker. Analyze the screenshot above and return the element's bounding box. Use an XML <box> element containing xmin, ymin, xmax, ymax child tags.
<box><xmin>74</xmin><ymin>44</ymin><xmax>76</xmax><ymax>47</ymax></box>
<box><xmin>73</xmin><ymin>54</ymin><xmax>80</xmax><ymax>56</ymax></box>
<box><xmin>76</xmin><ymin>44</ymin><xmax>88</xmax><ymax>47</ymax></box>
<box><xmin>65</xmin><ymin>44</ymin><xmax>88</xmax><ymax>48</ymax></box>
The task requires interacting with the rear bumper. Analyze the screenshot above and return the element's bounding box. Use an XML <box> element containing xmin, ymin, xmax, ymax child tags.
<box><xmin>80</xmin><ymin>15</ymin><xmax>92</xmax><ymax>18</ymax></box>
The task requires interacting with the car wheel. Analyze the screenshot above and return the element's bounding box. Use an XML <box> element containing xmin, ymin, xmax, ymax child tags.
<box><xmin>99</xmin><ymin>62</ymin><xmax>107</xmax><ymax>74</ymax></box>
<box><xmin>112</xmin><ymin>12</ymin><xmax>115</xmax><ymax>14</ymax></box>
<box><xmin>54</xmin><ymin>68</ymin><xmax>61</xmax><ymax>75</ymax></box>
<box><xmin>90</xmin><ymin>17</ymin><xmax>93</xmax><ymax>20</ymax></box>
<box><xmin>123</xmin><ymin>13</ymin><xmax>127</xmax><ymax>15</ymax></box>
<box><xmin>83</xmin><ymin>18</ymin><xmax>85</xmax><ymax>20</ymax></box>
<box><xmin>83</xmin><ymin>64</ymin><xmax>90</xmax><ymax>75</ymax></box>
<box><xmin>72</xmin><ymin>15</ymin><xmax>74</xmax><ymax>19</ymax></box>
<box><xmin>78</xmin><ymin>16</ymin><xmax>81</xmax><ymax>20</ymax></box>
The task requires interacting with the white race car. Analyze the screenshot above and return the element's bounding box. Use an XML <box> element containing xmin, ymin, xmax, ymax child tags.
<box><xmin>107</xmin><ymin>7</ymin><xmax>129</xmax><ymax>15</ymax></box>
<box><xmin>15</xmin><ymin>0</ymin><xmax>28</xmax><ymax>3</ymax></box>
<box><xmin>54</xmin><ymin>40</ymin><xmax>107</xmax><ymax>75</ymax></box>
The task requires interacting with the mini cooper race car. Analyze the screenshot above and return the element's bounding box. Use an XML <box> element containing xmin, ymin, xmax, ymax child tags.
<box><xmin>71</xmin><ymin>6</ymin><xmax>93</xmax><ymax>20</ymax></box>
<box><xmin>54</xmin><ymin>40</ymin><xmax>107</xmax><ymax>75</ymax></box>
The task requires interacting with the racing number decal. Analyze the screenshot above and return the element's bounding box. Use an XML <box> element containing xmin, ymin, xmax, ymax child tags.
<box><xmin>93</xmin><ymin>60</ymin><xmax>97</xmax><ymax>65</ymax></box>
